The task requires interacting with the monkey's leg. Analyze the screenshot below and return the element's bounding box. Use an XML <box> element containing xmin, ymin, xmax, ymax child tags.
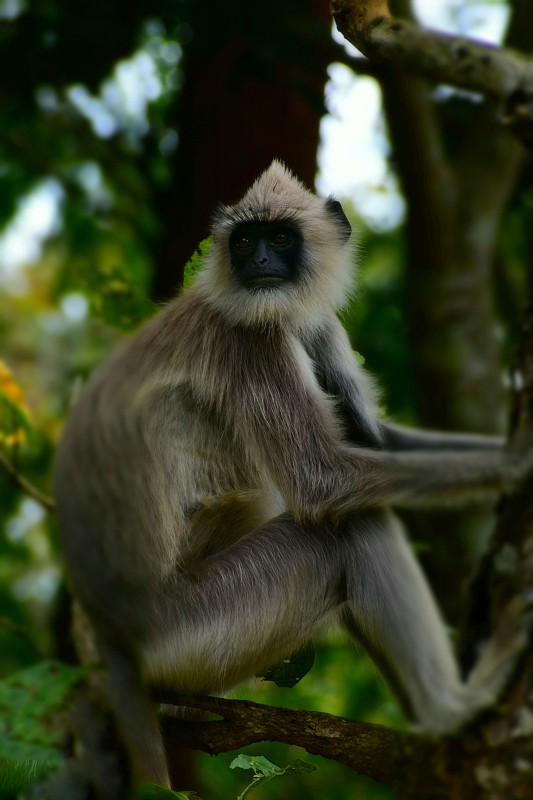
<box><xmin>340</xmin><ymin>509</ymin><xmax>528</xmax><ymax>733</ymax></box>
<box><xmin>142</xmin><ymin>513</ymin><xmax>346</xmax><ymax>696</ymax></box>
<box><xmin>83</xmin><ymin>514</ymin><xmax>342</xmax><ymax>789</ymax></box>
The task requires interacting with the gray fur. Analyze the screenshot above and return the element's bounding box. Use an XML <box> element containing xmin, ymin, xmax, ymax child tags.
<box><xmin>55</xmin><ymin>161</ymin><xmax>531</xmax><ymax>787</ymax></box>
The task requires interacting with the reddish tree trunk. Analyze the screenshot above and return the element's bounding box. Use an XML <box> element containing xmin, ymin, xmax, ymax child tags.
<box><xmin>152</xmin><ymin>0</ymin><xmax>333</xmax><ymax>302</ymax></box>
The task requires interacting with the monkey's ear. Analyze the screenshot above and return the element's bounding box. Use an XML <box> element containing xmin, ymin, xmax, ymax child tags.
<box><xmin>325</xmin><ymin>198</ymin><xmax>352</xmax><ymax>243</ymax></box>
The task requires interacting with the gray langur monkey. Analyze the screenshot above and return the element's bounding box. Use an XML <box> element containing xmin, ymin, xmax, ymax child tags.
<box><xmin>54</xmin><ymin>161</ymin><xmax>532</xmax><ymax>788</ymax></box>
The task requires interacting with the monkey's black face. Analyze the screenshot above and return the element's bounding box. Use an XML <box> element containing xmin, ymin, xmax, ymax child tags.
<box><xmin>229</xmin><ymin>221</ymin><xmax>302</xmax><ymax>290</ymax></box>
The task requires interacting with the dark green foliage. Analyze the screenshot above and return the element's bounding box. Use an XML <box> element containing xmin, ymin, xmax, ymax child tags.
<box><xmin>54</xmin><ymin>237</ymin><xmax>155</xmax><ymax>331</ymax></box>
<box><xmin>0</xmin><ymin>758</ymin><xmax>51</xmax><ymax>799</ymax></box>
<box><xmin>0</xmin><ymin>392</ymin><xmax>33</xmax><ymax>450</ymax></box>
<box><xmin>0</xmin><ymin>660</ymin><xmax>87</xmax><ymax>794</ymax></box>
<box><xmin>342</xmin><ymin>222</ymin><xmax>416</xmax><ymax>422</ymax></box>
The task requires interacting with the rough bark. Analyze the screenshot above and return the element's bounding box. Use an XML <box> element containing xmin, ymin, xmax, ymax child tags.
<box><xmin>332</xmin><ymin>0</ymin><xmax>533</xmax><ymax>146</ymax></box>
<box><xmin>457</xmin><ymin>304</ymin><xmax>533</xmax><ymax>798</ymax></box>
<box><xmin>158</xmin><ymin>693</ymin><xmax>449</xmax><ymax>799</ymax></box>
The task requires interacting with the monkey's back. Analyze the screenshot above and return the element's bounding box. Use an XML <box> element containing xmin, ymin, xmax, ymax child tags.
<box><xmin>54</xmin><ymin>291</ymin><xmax>270</xmax><ymax>645</ymax></box>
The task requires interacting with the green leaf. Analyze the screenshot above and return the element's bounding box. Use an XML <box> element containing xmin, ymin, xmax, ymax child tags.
<box><xmin>0</xmin><ymin>363</ymin><xmax>34</xmax><ymax>448</ymax></box>
<box><xmin>183</xmin><ymin>238</ymin><xmax>212</xmax><ymax>289</ymax></box>
<box><xmin>55</xmin><ymin>217</ymin><xmax>155</xmax><ymax>331</ymax></box>
<box><xmin>256</xmin><ymin>644</ymin><xmax>315</xmax><ymax>688</ymax></box>
<box><xmin>0</xmin><ymin>660</ymin><xmax>88</xmax><ymax>766</ymax></box>
<box><xmin>86</xmin><ymin>262</ymin><xmax>155</xmax><ymax>331</ymax></box>
<box><xmin>230</xmin><ymin>754</ymin><xmax>281</xmax><ymax>776</ymax></box>
<box><xmin>0</xmin><ymin>392</ymin><xmax>32</xmax><ymax>438</ymax></box>
<box><xmin>231</xmin><ymin>754</ymin><xmax>315</xmax><ymax>799</ymax></box>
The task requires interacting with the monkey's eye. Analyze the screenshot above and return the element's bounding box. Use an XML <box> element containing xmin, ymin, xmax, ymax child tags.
<box><xmin>234</xmin><ymin>236</ymin><xmax>252</xmax><ymax>250</ymax></box>
<box><xmin>271</xmin><ymin>232</ymin><xmax>290</xmax><ymax>247</ymax></box>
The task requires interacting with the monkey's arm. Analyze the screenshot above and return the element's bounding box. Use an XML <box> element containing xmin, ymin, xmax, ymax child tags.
<box><xmin>304</xmin><ymin>317</ymin><xmax>504</xmax><ymax>453</ymax></box>
<box><xmin>302</xmin><ymin>316</ymin><xmax>384</xmax><ymax>447</ymax></box>
<box><xmin>221</xmin><ymin>323</ymin><xmax>529</xmax><ymax>522</ymax></box>
<box><xmin>380</xmin><ymin>422</ymin><xmax>504</xmax><ymax>452</ymax></box>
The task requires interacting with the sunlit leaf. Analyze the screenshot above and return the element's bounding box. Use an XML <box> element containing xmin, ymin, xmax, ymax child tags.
<box><xmin>0</xmin><ymin>362</ymin><xmax>32</xmax><ymax>448</ymax></box>
<box><xmin>183</xmin><ymin>238</ymin><xmax>211</xmax><ymax>289</ymax></box>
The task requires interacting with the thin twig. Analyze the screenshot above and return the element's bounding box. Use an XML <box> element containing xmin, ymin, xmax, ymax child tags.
<box><xmin>0</xmin><ymin>617</ymin><xmax>44</xmax><ymax>657</ymax></box>
<box><xmin>0</xmin><ymin>451</ymin><xmax>55</xmax><ymax>511</ymax></box>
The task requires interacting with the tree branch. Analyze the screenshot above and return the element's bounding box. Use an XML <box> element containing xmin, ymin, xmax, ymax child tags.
<box><xmin>156</xmin><ymin>692</ymin><xmax>447</xmax><ymax>797</ymax></box>
<box><xmin>331</xmin><ymin>0</ymin><xmax>533</xmax><ymax>143</ymax></box>
<box><xmin>0</xmin><ymin>451</ymin><xmax>55</xmax><ymax>511</ymax></box>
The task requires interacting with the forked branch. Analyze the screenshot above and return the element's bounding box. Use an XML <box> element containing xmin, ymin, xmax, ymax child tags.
<box><xmin>331</xmin><ymin>0</ymin><xmax>533</xmax><ymax>142</ymax></box>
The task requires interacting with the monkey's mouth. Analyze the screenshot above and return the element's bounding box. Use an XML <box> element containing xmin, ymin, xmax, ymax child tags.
<box><xmin>243</xmin><ymin>275</ymin><xmax>288</xmax><ymax>290</ymax></box>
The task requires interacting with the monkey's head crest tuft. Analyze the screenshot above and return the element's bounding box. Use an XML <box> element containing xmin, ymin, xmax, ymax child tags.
<box><xmin>226</xmin><ymin>160</ymin><xmax>316</xmax><ymax>225</ymax></box>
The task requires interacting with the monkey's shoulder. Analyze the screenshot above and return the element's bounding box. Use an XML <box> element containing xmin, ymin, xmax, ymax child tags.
<box><xmin>72</xmin><ymin>292</ymin><xmax>338</xmax><ymax>440</ymax></box>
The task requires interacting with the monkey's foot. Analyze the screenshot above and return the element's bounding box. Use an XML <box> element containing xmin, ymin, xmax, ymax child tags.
<box><xmin>465</xmin><ymin>590</ymin><xmax>533</xmax><ymax>709</ymax></box>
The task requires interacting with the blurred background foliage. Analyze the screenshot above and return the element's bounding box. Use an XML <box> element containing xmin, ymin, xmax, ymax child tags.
<box><xmin>0</xmin><ymin>0</ymin><xmax>531</xmax><ymax>797</ymax></box>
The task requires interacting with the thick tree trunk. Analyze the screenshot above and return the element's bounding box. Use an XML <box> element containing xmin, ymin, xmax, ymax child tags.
<box><xmin>151</xmin><ymin>0</ymin><xmax>335</xmax><ymax>302</ymax></box>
